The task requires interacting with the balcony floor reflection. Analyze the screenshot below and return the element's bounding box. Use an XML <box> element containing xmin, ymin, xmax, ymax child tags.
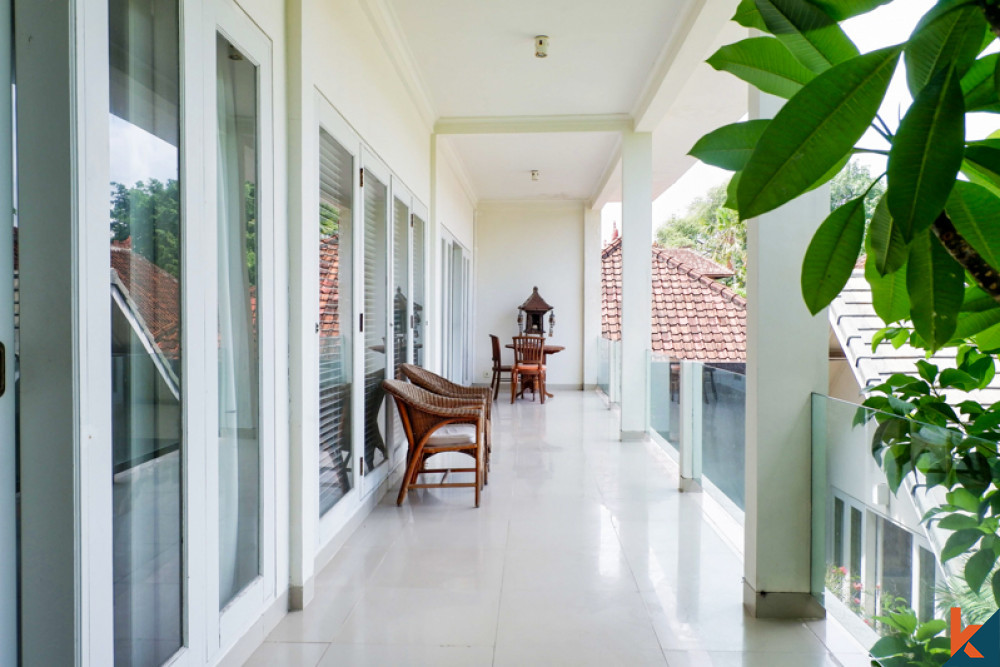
<box><xmin>251</xmin><ymin>391</ymin><xmax>869</xmax><ymax>666</ymax></box>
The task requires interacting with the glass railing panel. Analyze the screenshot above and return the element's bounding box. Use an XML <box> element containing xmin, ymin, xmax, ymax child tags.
<box><xmin>610</xmin><ymin>339</ymin><xmax>622</xmax><ymax>405</ymax></box>
<box><xmin>811</xmin><ymin>394</ymin><xmax>995</xmax><ymax>649</ymax></box>
<box><xmin>648</xmin><ymin>353</ymin><xmax>677</xmax><ymax>452</ymax></box>
<box><xmin>596</xmin><ymin>336</ymin><xmax>610</xmax><ymax>397</ymax></box>
<box><xmin>701</xmin><ymin>364</ymin><xmax>746</xmax><ymax>511</ymax></box>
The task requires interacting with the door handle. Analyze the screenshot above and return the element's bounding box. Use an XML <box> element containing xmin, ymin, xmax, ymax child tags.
<box><xmin>0</xmin><ymin>341</ymin><xmax>5</xmax><ymax>398</ymax></box>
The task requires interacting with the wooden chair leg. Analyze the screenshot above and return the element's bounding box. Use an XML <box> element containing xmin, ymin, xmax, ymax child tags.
<box><xmin>491</xmin><ymin>370</ymin><xmax>499</xmax><ymax>401</ymax></box>
<box><xmin>397</xmin><ymin>444</ymin><xmax>425</xmax><ymax>506</ymax></box>
<box><xmin>510</xmin><ymin>370</ymin><xmax>517</xmax><ymax>404</ymax></box>
<box><xmin>540</xmin><ymin>372</ymin><xmax>546</xmax><ymax>404</ymax></box>
<box><xmin>475</xmin><ymin>446</ymin><xmax>481</xmax><ymax>508</ymax></box>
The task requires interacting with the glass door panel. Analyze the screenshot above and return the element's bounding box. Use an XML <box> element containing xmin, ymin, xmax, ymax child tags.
<box><xmin>0</xmin><ymin>92</ymin><xmax>14</xmax><ymax>667</ymax></box>
<box><xmin>392</xmin><ymin>196</ymin><xmax>409</xmax><ymax>377</ymax></box>
<box><xmin>318</xmin><ymin>129</ymin><xmax>353</xmax><ymax>514</ymax></box>
<box><xmin>412</xmin><ymin>214</ymin><xmax>425</xmax><ymax>367</ymax></box>
<box><xmin>362</xmin><ymin>170</ymin><xmax>388</xmax><ymax>478</ymax></box>
<box><xmin>216</xmin><ymin>34</ymin><xmax>261</xmax><ymax>610</ymax></box>
<box><xmin>109</xmin><ymin>0</ymin><xmax>184</xmax><ymax>662</ymax></box>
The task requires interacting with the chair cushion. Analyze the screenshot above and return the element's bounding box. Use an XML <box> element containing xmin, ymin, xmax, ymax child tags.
<box><xmin>516</xmin><ymin>364</ymin><xmax>543</xmax><ymax>372</ymax></box>
<box><xmin>427</xmin><ymin>424</ymin><xmax>477</xmax><ymax>446</ymax></box>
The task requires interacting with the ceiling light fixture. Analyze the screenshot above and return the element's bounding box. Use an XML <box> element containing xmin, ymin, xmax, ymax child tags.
<box><xmin>531</xmin><ymin>170</ymin><xmax>540</xmax><ymax>182</ymax></box>
<box><xmin>534</xmin><ymin>35</ymin><xmax>549</xmax><ymax>58</ymax></box>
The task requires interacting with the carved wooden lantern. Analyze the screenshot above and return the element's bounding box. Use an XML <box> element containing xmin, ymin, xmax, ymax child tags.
<box><xmin>518</xmin><ymin>286</ymin><xmax>554</xmax><ymax>336</ymax></box>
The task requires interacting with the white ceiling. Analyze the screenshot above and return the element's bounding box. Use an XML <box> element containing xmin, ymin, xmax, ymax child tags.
<box><xmin>444</xmin><ymin>132</ymin><xmax>620</xmax><ymax>201</ymax></box>
<box><xmin>387</xmin><ymin>0</ymin><xmax>691</xmax><ymax>118</ymax></box>
<box><xmin>381</xmin><ymin>0</ymin><xmax>745</xmax><ymax>203</ymax></box>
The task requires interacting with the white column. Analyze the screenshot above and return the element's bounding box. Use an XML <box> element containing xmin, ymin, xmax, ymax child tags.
<box><xmin>286</xmin><ymin>0</ymin><xmax>317</xmax><ymax>611</ymax></box>
<box><xmin>678</xmin><ymin>361</ymin><xmax>703</xmax><ymax>491</ymax></box>
<box><xmin>428</xmin><ymin>133</ymin><xmax>442</xmax><ymax>374</ymax></box>
<box><xmin>743</xmin><ymin>89</ymin><xmax>830</xmax><ymax>618</ymax></box>
<box><xmin>620</xmin><ymin>131</ymin><xmax>653</xmax><ymax>438</ymax></box>
<box><xmin>582</xmin><ymin>207</ymin><xmax>602</xmax><ymax>389</ymax></box>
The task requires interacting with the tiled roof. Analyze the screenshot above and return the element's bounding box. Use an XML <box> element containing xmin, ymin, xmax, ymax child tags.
<box><xmin>111</xmin><ymin>246</ymin><xmax>181</xmax><ymax>360</ymax></box>
<box><xmin>831</xmin><ymin>270</ymin><xmax>1000</xmax><ymax>405</ymax></box>
<box><xmin>319</xmin><ymin>236</ymin><xmax>341</xmax><ymax>338</ymax></box>
<box><xmin>601</xmin><ymin>237</ymin><xmax>746</xmax><ymax>362</ymax></box>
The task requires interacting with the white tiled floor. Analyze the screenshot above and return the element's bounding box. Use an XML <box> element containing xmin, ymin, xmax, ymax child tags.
<box><xmin>248</xmin><ymin>391</ymin><xmax>870</xmax><ymax>666</ymax></box>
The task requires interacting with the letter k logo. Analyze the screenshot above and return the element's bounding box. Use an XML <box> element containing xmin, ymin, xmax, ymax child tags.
<box><xmin>952</xmin><ymin>608</ymin><xmax>985</xmax><ymax>658</ymax></box>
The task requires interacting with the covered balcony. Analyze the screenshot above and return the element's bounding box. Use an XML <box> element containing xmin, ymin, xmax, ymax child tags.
<box><xmin>3</xmin><ymin>0</ymin><xmax>979</xmax><ymax>665</ymax></box>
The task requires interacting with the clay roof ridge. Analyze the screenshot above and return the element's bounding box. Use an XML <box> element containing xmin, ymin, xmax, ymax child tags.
<box><xmin>654</xmin><ymin>249</ymin><xmax>746</xmax><ymax>309</ymax></box>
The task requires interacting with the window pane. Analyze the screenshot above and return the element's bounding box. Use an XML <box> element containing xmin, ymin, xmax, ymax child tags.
<box><xmin>109</xmin><ymin>0</ymin><xmax>183</xmax><ymax>663</ymax></box>
<box><xmin>850</xmin><ymin>507</ymin><xmax>863</xmax><ymax>581</ymax></box>
<box><xmin>319</xmin><ymin>130</ymin><xmax>353</xmax><ymax>514</ymax></box>
<box><xmin>363</xmin><ymin>172</ymin><xmax>387</xmax><ymax>475</ymax></box>
<box><xmin>832</xmin><ymin>498</ymin><xmax>845</xmax><ymax>568</ymax></box>
<box><xmin>217</xmin><ymin>34</ymin><xmax>260</xmax><ymax>609</ymax></box>
<box><xmin>392</xmin><ymin>197</ymin><xmax>409</xmax><ymax>377</ymax></box>
<box><xmin>918</xmin><ymin>547</ymin><xmax>936</xmax><ymax>623</ymax></box>
<box><xmin>412</xmin><ymin>215</ymin><xmax>425</xmax><ymax>366</ymax></box>
<box><xmin>880</xmin><ymin>519</ymin><xmax>913</xmax><ymax>611</ymax></box>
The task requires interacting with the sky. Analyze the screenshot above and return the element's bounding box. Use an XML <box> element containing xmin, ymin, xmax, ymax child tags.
<box><xmin>602</xmin><ymin>0</ymin><xmax>1000</xmax><ymax>243</ymax></box>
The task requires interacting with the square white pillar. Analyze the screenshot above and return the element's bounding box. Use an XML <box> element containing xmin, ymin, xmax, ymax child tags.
<box><xmin>743</xmin><ymin>90</ymin><xmax>830</xmax><ymax>618</ymax></box>
<box><xmin>582</xmin><ymin>207</ymin><xmax>602</xmax><ymax>389</ymax></box>
<box><xmin>620</xmin><ymin>131</ymin><xmax>653</xmax><ymax>438</ymax></box>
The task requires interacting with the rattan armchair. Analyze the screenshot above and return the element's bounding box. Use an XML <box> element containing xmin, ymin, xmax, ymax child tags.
<box><xmin>399</xmin><ymin>363</ymin><xmax>493</xmax><ymax>481</ymax></box>
<box><xmin>382</xmin><ymin>379</ymin><xmax>486</xmax><ymax>507</ymax></box>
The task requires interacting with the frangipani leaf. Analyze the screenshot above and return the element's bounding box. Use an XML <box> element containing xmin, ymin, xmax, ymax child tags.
<box><xmin>905</xmin><ymin>5</ymin><xmax>987</xmax><ymax>95</ymax></box>
<box><xmin>945</xmin><ymin>181</ymin><xmax>1000</xmax><ymax>271</ymax></box>
<box><xmin>733</xmin><ymin>0</ymin><xmax>768</xmax><ymax>31</ymax></box>
<box><xmin>689</xmin><ymin>120</ymin><xmax>771</xmax><ymax>171</ymax></box>
<box><xmin>866</xmin><ymin>248</ymin><xmax>909</xmax><ymax>324</ymax></box>
<box><xmin>966</xmin><ymin>547</ymin><xmax>998</xmax><ymax>594</ymax></box>
<box><xmin>887</xmin><ymin>66</ymin><xmax>965</xmax><ymax>241</ymax></box>
<box><xmin>801</xmin><ymin>196</ymin><xmax>867</xmax><ymax>314</ymax></box>
<box><xmin>707</xmin><ymin>37</ymin><xmax>816</xmax><ymax>99</ymax></box>
<box><xmin>738</xmin><ymin>45</ymin><xmax>901</xmax><ymax>219</ymax></box>
<box><xmin>805</xmin><ymin>0</ymin><xmax>891</xmax><ymax>21</ymax></box>
<box><xmin>908</xmin><ymin>231</ymin><xmax>964</xmax><ymax>349</ymax></box>
<box><xmin>962</xmin><ymin>54</ymin><xmax>1000</xmax><ymax>111</ymax></box>
<box><xmin>869</xmin><ymin>196</ymin><xmax>907</xmax><ymax>276</ymax></box>
<box><xmin>755</xmin><ymin>0</ymin><xmax>859</xmax><ymax>73</ymax></box>
<box><xmin>955</xmin><ymin>307</ymin><xmax>1000</xmax><ymax>340</ymax></box>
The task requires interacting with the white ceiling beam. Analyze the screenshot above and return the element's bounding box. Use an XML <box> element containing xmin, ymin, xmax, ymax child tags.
<box><xmin>435</xmin><ymin>114</ymin><xmax>633</xmax><ymax>135</ymax></box>
<box><xmin>588</xmin><ymin>141</ymin><xmax>622</xmax><ymax>210</ymax></box>
<box><xmin>631</xmin><ymin>0</ymin><xmax>740</xmax><ymax>133</ymax></box>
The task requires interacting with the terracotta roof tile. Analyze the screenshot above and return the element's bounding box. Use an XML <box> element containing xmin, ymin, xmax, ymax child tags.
<box><xmin>601</xmin><ymin>237</ymin><xmax>746</xmax><ymax>362</ymax></box>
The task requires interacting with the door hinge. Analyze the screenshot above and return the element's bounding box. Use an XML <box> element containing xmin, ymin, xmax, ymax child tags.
<box><xmin>359</xmin><ymin>167</ymin><xmax>364</xmax><ymax>187</ymax></box>
<box><xmin>359</xmin><ymin>313</ymin><xmax>364</xmax><ymax>332</ymax></box>
<box><xmin>410</xmin><ymin>314</ymin><xmax>415</xmax><ymax>329</ymax></box>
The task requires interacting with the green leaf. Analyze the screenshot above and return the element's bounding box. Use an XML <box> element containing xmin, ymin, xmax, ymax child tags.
<box><xmin>962</xmin><ymin>54</ymin><xmax>1000</xmax><ymax>111</ymax></box>
<box><xmin>947</xmin><ymin>487</ymin><xmax>981</xmax><ymax>513</ymax></box>
<box><xmin>940</xmin><ymin>368</ymin><xmax>980</xmax><ymax>391</ymax></box>
<box><xmin>801</xmin><ymin>196</ymin><xmax>867</xmax><ymax>315</ymax></box>
<box><xmin>963</xmin><ymin>141</ymin><xmax>1000</xmax><ymax>196</ymax></box>
<box><xmin>962</xmin><ymin>285</ymin><xmax>999</xmax><ymax>313</ymax></box>
<box><xmin>689</xmin><ymin>120</ymin><xmax>771</xmax><ymax>171</ymax></box>
<box><xmin>733</xmin><ymin>0</ymin><xmax>768</xmax><ymax>31</ymax></box>
<box><xmin>966</xmin><ymin>547</ymin><xmax>999</xmax><ymax>593</ymax></box>
<box><xmin>942</xmin><ymin>529</ymin><xmax>983</xmax><ymax>562</ymax></box>
<box><xmin>992</xmin><ymin>569</ymin><xmax>1000</xmax><ymax>606</ymax></box>
<box><xmin>955</xmin><ymin>308</ymin><xmax>1000</xmax><ymax>340</ymax></box>
<box><xmin>946</xmin><ymin>181</ymin><xmax>1000</xmax><ymax>272</ymax></box>
<box><xmin>724</xmin><ymin>171</ymin><xmax>741</xmax><ymax>211</ymax></box>
<box><xmin>805</xmin><ymin>0</ymin><xmax>891</xmax><ymax>21</ymax></box>
<box><xmin>907</xmin><ymin>231</ymin><xmax>964</xmax><ymax>349</ymax></box>
<box><xmin>868</xmin><ymin>196</ymin><xmax>907</xmax><ymax>276</ymax></box>
<box><xmin>866</xmin><ymin>253</ymin><xmax>909</xmax><ymax>324</ymax></box>
<box><xmin>755</xmin><ymin>0</ymin><xmax>860</xmax><ymax>73</ymax></box>
<box><xmin>905</xmin><ymin>5</ymin><xmax>987</xmax><ymax>95</ymax></box>
<box><xmin>869</xmin><ymin>636</ymin><xmax>908</xmax><ymax>659</ymax></box>
<box><xmin>916</xmin><ymin>360</ymin><xmax>939</xmax><ymax>384</ymax></box>
<box><xmin>915</xmin><ymin>619</ymin><xmax>947</xmax><ymax>641</ymax></box>
<box><xmin>707</xmin><ymin>38</ymin><xmax>816</xmax><ymax>100</ymax></box>
<box><xmin>738</xmin><ymin>46</ymin><xmax>901</xmax><ymax>219</ymax></box>
<box><xmin>976</xmin><ymin>322</ymin><xmax>1000</xmax><ymax>350</ymax></box>
<box><xmin>887</xmin><ymin>66</ymin><xmax>966</xmax><ymax>241</ymax></box>
<box><xmin>937</xmin><ymin>513</ymin><xmax>979</xmax><ymax>530</ymax></box>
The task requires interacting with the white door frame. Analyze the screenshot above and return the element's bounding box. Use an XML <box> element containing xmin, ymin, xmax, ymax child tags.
<box><xmin>204</xmin><ymin>0</ymin><xmax>278</xmax><ymax>655</ymax></box>
<box><xmin>315</xmin><ymin>97</ymin><xmax>363</xmax><ymax>547</ymax></box>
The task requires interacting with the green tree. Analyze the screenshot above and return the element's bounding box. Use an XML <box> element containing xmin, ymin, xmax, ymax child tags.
<box><xmin>692</xmin><ymin>0</ymin><xmax>1000</xmax><ymax>647</ymax></box>
<box><xmin>110</xmin><ymin>178</ymin><xmax>181</xmax><ymax>278</ymax></box>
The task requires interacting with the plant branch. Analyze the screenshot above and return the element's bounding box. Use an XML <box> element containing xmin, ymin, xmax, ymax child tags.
<box><xmin>853</xmin><ymin>147</ymin><xmax>890</xmax><ymax>156</ymax></box>
<box><xmin>932</xmin><ymin>212</ymin><xmax>1000</xmax><ymax>304</ymax></box>
<box><xmin>875</xmin><ymin>114</ymin><xmax>894</xmax><ymax>139</ymax></box>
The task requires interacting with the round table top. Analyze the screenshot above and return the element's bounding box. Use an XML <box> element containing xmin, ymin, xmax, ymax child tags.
<box><xmin>505</xmin><ymin>343</ymin><xmax>565</xmax><ymax>354</ymax></box>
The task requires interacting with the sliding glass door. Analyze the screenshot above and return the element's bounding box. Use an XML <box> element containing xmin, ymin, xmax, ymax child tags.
<box><xmin>412</xmin><ymin>212</ymin><xmax>426</xmax><ymax>367</ymax></box>
<box><xmin>216</xmin><ymin>31</ymin><xmax>261</xmax><ymax>611</ymax></box>
<box><xmin>109</xmin><ymin>0</ymin><xmax>184</xmax><ymax>663</ymax></box>
<box><xmin>361</xmin><ymin>153</ymin><xmax>390</xmax><ymax>493</ymax></box>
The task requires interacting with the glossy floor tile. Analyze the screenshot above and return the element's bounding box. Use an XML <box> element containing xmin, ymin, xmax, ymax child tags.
<box><xmin>249</xmin><ymin>391</ymin><xmax>870</xmax><ymax>666</ymax></box>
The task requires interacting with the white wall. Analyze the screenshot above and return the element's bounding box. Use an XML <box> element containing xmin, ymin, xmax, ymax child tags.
<box><xmin>474</xmin><ymin>201</ymin><xmax>585</xmax><ymax>388</ymax></box>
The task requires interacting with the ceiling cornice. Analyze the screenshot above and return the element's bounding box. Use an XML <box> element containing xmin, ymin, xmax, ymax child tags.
<box><xmin>357</xmin><ymin>0</ymin><xmax>439</xmax><ymax>129</ymax></box>
<box><xmin>435</xmin><ymin>114</ymin><xmax>633</xmax><ymax>135</ymax></box>
<box><xmin>630</xmin><ymin>0</ymin><xmax>740</xmax><ymax>132</ymax></box>
<box><xmin>436</xmin><ymin>137</ymin><xmax>480</xmax><ymax>207</ymax></box>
